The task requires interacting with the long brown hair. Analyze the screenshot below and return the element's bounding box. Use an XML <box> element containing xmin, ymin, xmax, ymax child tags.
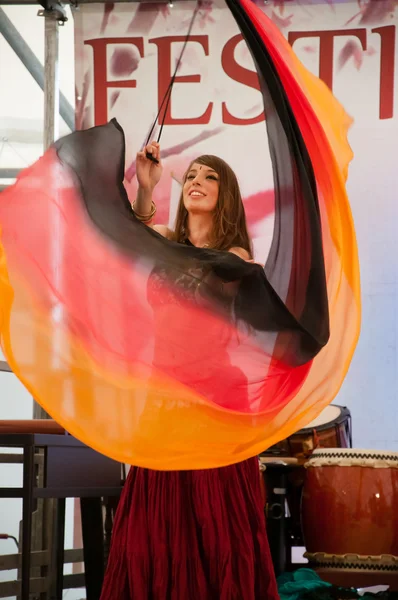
<box><xmin>173</xmin><ymin>155</ymin><xmax>253</xmax><ymax>258</ymax></box>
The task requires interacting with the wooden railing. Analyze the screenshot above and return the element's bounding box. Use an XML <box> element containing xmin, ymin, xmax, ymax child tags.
<box><xmin>0</xmin><ymin>549</ymin><xmax>85</xmax><ymax>598</ymax></box>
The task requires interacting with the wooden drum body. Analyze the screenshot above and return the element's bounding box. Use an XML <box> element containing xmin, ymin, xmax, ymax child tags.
<box><xmin>302</xmin><ymin>448</ymin><xmax>398</xmax><ymax>581</ymax></box>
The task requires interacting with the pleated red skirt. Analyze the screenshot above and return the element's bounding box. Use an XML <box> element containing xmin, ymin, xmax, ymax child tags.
<box><xmin>100</xmin><ymin>457</ymin><xmax>279</xmax><ymax>600</ymax></box>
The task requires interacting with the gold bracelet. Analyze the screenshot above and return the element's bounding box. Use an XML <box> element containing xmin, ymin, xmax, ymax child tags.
<box><xmin>132</xmin><ymin>201</ymin><xmax>157</xmax><ymax>222</ymax></box>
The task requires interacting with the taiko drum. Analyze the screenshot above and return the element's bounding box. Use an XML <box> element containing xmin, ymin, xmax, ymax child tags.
<box><xmin>302</xmin><ymin>448</ymin><xmax>398</xmax><ymax>575</ymax></box>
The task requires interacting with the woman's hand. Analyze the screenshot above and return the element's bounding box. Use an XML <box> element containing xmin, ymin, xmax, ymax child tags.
<box><xmin>136</xmin><ymin>142</ymin><xmax>163</xmax><ymax>191</ymax></box>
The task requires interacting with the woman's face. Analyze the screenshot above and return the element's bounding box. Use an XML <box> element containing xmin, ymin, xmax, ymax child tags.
<box><xmin>182</xmin><ymin>163</ymin><xmax>220</xmax><ymax>214</ymax></box>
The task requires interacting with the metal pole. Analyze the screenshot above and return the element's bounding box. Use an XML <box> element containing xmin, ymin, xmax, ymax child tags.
<box><xmin>0</xmin><ymin>7</ymin><xmax>74</xmax><ymax>131</ymax></box>
<box><xmin>33</xmin><ymin>6</ymin><xmax>64</xmax><ymax>419</ymax></box>
<box><xmin>0</xmin><ymin>168</ymin><xmax>21</xmax><ymax>178</ymax></box>
<box><xmin>43</xmin><ymin>13</ymin><xmax>60</xmax><ymax>149</ymax></box>
<box><xmin>32</xmin><ymin>5</ymin><xmax>68</xmax><ymax>423</ymax></box>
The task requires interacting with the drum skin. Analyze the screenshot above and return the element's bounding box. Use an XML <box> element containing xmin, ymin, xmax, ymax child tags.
<box><xmin>264</xmin><ymin>405</ymin><xmax>351</xmax><ymax>459</ymax></box>
<box><xmin>302</xmin><ymin>449</ymin><xmax>398</xmax><ymax>558</ymax></box>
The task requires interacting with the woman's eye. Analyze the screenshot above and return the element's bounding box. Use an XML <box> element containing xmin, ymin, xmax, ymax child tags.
<box><xmin>186</xmin><ymin>175</ymin><xmax>194</xmax><ymax>180</ymax></box>
<box><xmin>207</xmin><ymin>175</ymin><xmax>218</xmax><ymax>181</ymax></box>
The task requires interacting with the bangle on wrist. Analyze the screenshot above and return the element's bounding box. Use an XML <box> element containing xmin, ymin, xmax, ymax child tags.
<box><xmin>132</xmin><ymin>200</ymin><xmax>157</xmax><ymax>222</ymax></box>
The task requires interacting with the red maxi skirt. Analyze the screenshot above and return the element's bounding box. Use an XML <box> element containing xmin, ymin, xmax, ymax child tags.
<box><xmin>100</xmin><ymin>457</ymin><xmax>279</xmax><ymax>600</ymax></box>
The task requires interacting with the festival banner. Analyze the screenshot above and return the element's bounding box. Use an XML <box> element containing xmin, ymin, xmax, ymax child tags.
<box><xmin>74</xmin><ymin>0</ymin><xmax>398</xmax><ymax>450</ymax></box>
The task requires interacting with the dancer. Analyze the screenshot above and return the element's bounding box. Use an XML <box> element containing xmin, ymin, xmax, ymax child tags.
<box><xmin>98</xmin><ymin>143</ymin><xmax>278</xmax><ymax>599</ymax></box>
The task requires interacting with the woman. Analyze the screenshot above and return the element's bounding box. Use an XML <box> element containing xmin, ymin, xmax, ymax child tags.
<box><xmin>99</xmin><ymin>142</ymin><xmax>279</xmax><ymax>600</ymax></box>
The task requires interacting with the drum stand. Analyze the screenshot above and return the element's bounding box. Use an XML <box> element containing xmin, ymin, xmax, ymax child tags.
<box><xmin>263</xmin><ymin>462</ymin><xmax>289</xmax><ymax>575</ymax></box>
<box><xmin>261</xmin><ymin>457</ymin><xmax>307</xmax><ymax>575</ymax></box>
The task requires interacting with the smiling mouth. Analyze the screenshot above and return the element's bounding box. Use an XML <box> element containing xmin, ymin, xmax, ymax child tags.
<box><xmin>189</xmin><ymin>191</ymin><xmax>206</xmax><ymax>198</ymax></box>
